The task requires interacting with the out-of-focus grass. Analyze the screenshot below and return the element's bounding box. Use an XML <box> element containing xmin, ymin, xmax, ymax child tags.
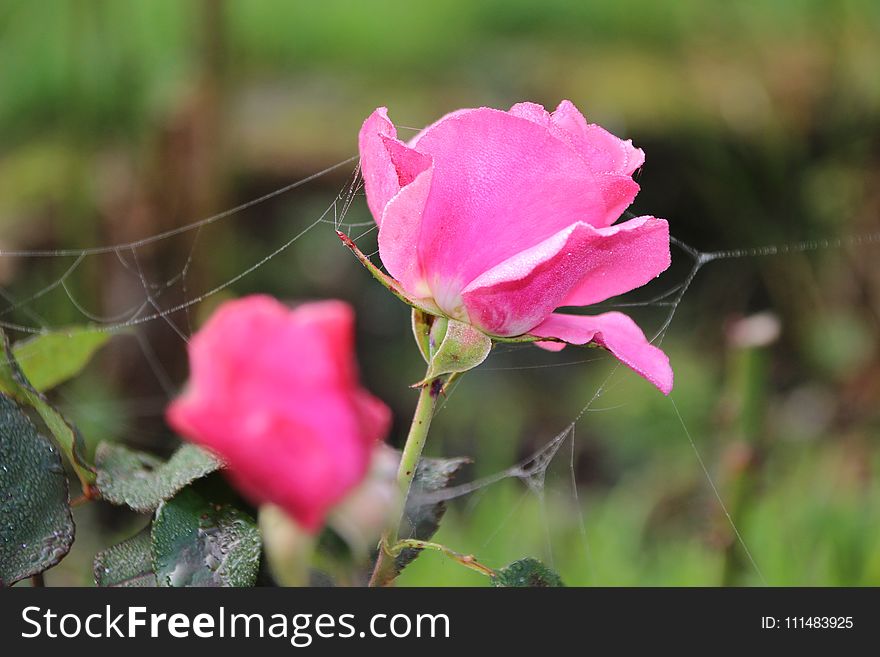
<box><xmin>398</xmin><ymin>442</ymin><xmax>880</xmax><ymax>586</ymax></box>
<box><xmin>4</xmin><ymin>1</ymin><xmax>880</xmax><ymax>144</ymax></box>
<box><xmin>2</xmin><ymin>1</ymin><xmax>879</xmax><ymax>585</ymax></box>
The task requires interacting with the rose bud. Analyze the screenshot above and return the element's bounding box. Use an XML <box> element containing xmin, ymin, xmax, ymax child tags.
<box><xmin>167</xmin><ymin>295</ymin><xmax>391</xmax><ymax>531</ymax></box>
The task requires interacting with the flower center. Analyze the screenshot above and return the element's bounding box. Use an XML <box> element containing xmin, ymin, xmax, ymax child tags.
<box><xmin>429</xmin><ymin>274</ymin><xmax>469</xmax><ymax>323</ymax></box>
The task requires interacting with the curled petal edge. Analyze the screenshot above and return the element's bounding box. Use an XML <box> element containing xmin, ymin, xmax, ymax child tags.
<box><xmin>529</xmin><ymin>311</ymin><xmax>673</xmax><ymax>395</ymax></box>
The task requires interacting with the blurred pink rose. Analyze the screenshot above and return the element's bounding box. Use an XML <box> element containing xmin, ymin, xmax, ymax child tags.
<box><xmin>166</xmin><ymin>296</ymin><xmax>391</xmax><ymax>531</ymax></box>
<box><xmin>359</xmin><ymin>100</ymin><xmax>673</xmax><ymax>393</ymax></box>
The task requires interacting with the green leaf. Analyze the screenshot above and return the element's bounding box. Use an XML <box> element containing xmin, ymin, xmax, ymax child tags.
<box><xmin>490</xmin><ymin>558</ymin><xmax>565</xmax><ymax>587</ymax></box>
<box><xmin>0</xmin><ymin>394</ymin><xmax>74</xmax><ymax>585</ymax></box>
<box><xmin>96</xmin><ymin>442</ymin><xmax>221</xmax><ymax>513</ymax></box>
<box><xmin>396</xmin><ymin>454</ymin><xmax>469</xmax><ymax>572</ymax></box>
<box><xmin>13</xmin><ymin>327</ymin><xmax>110</xmax><ymax>392</ymax></box>
<box><xmin>94</xmin><ymin>526</ymin><xmax>157</xmax><ymax>587</ymax></box>
<box><xmin>0</xmin><ymin>330</ymin><xmax>95</xmax><ymax>491</ymax></box>
<box><xmin>422</xmin><ymin>319</ymin><xmax>492</xmax><ymax>381</ymax></box>
<box><xmin>151</xmin><ymin>484</ymin><xmax>261</xmax><ymax>587</ymax></box>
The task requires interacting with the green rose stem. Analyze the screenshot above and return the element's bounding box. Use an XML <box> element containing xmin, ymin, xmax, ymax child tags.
<box><xmin>337</xmin><ymin>232</ymin><xmax>496</xmax><ymax>585</ymax></box>
<box><xmin>390</xmin><ymin>539</ymin><xmax>496</xmax><ymax>578</ymax></box>
<box><xmin>369</xmin><ymin>375</ymin><xmax>443</xmax><ymax>587</ymax></box>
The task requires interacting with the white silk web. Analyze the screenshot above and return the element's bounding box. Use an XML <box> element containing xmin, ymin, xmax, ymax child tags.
<box><xmin>2</xmin><ymin>153</ymin><xmax>878</xmax><ymax>586</ymax></box>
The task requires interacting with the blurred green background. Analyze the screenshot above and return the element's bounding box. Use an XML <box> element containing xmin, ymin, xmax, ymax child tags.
<box><xmin>2</xmin><ymin>0</ymin><xmax>879</xmax><ymax>586</ymax></box>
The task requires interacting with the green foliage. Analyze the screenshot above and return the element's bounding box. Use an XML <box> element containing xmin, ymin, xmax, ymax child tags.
<box><xmin>0</xmin><ymin>330</ymin><xmax>95</xmax><ymax>490</ymax></box>
<box><xmin>491</xmin><ymin>558</ymin><xmax>564</xmax><ymax>587</ymax></box>
<box><xmin>151</xmin><ymin>483</ymin><xmax>261</xmax><ymax>587</ymax></box>
<box><xmin>94</xmin><ymin>526</ymin><xmax>157</xmax><ymax>587</ymax></box>
<box><xmin>96</xmin><ymin>442</ymin><xmax>221</xmax><ymax>513</ymax></box>
<box><xmin>396</xmin><ymin>455</ymin><xmax>470</xmax><ymax>572</ymax></box>
<box><xmin>0</xmin><ymin>394</ymin><xmax>74</xmax><ymax>585</ymax></box>
<box><xmin>13</xmin><ymin>327</ymin><xmax>110</xmax><ymax>392</ymax></box>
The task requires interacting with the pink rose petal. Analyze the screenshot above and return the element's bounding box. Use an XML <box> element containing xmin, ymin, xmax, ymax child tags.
<box><xmin>410</xmin><ymin>107</ymin><xmax>606</xmax><ymax>305</ymax></box>
<box><xmin>510</xmin><ymin>100</ymin><xmax>645</xmax><ymax>227</ymax></box>
<box><xmin>551</xmin><ymin>100</ymin><xmax>645</xmax><ymax>176</ymax></box>
<box><xmin>461</xmin><ymin>217</ymin><xmax>670</xmax><ymax>336</ymax></box>
<box><xmin>377</xmin><ymin>161</ymin><xmax>433</xmax><ymax>295</ymax></box>
<box><xmin>531</xmin><ymin>311</ymin><xmax>673</xmax><ymax>394</ymax></box>
<box><xmin>562</xmin><ymin>216</ymin><xmax>670</xmax><ymax>307</ymax></box>
<box><xmin>358</xmin><ymin>108</ymin><xmax>430</xmax><ymax>228</ymax></box>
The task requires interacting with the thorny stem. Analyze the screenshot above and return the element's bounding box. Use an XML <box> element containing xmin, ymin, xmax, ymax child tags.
<box><xmin>390</xmin><ymin>539</ymin><xmax>496</xmax><ymax>578</ymax></box>
<box><xmin>340</xmin><ymin>228</ymin><xmax>490</xmax><ymax>585</ymax></box>
<box><xmin>369</xmin><ymin>374</ymin><xmax>442</xmax><ymax>587</ymax></box>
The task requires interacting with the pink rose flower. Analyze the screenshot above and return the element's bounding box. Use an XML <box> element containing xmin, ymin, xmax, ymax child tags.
<box><xmin>166</xmin><ymin>296</ymin><xmax>391</xmax><ymax>531</ymax></box>
<box><xmin>358</xmin><ymin>100</ymin><xmax>673</xmax><ymax>394</ymax></box>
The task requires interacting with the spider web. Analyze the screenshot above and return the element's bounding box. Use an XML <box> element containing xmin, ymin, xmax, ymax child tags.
<box><xmin>2</xmin><ymin>150</ymin><xmax>878</xmax><ymax>586</ymax></box>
